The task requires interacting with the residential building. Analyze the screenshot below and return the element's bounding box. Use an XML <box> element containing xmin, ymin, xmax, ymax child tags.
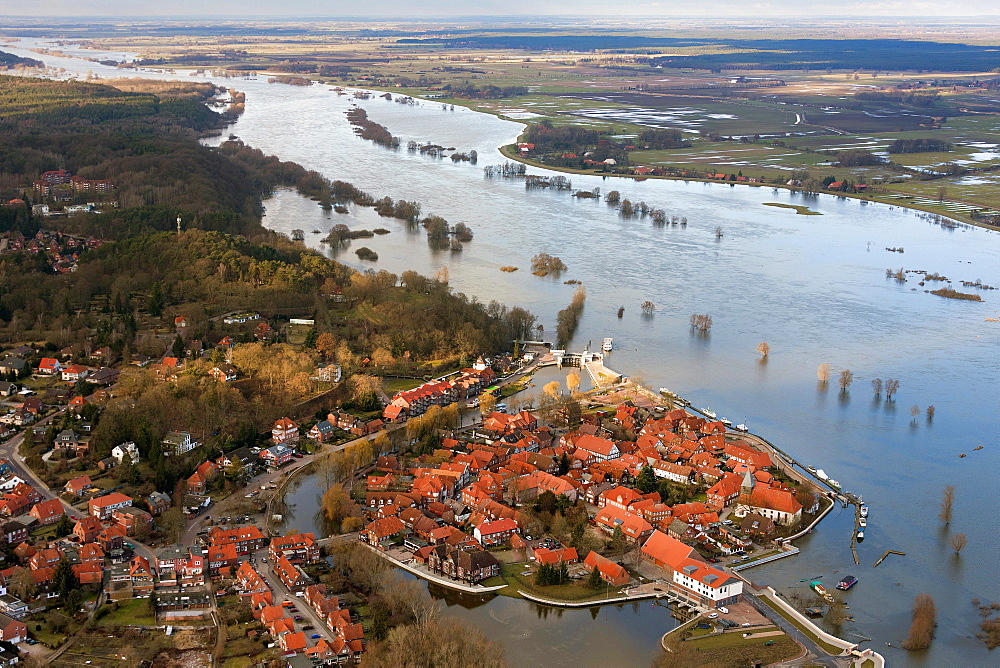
<box><xmin>583</xmin><ymin>551</ymin><xmax>630</xmax><ymax>586</ymax></box>
<box><xmin>111</xmin><ymin>442</ymin><xmax>139</xmax><ymax>464</ymax></box>
<box><xmin>88</xmin><ymin>492</ymin><xmax>133</xmax><ymax>520</ymax></box>
<box><xmin>162</xmin><ymin>431</ymin><xmax>199</xmax><ymax>456</ymax></box>
<box><xmin>272</xmin><ymin>417</ymin><xmax>299</xmax><ymax>444</ymax></box>
<box><xmin>269</xmin><ymin>532</ymin><xmax>319</xmax><ymax>564</ymax></box>
<box><xmin>259</xmin><ymin>444</ymin><xmax>294</xmax><ymax>467</ymax></box>
<box><xmin>473</xmin><ymin>518</ymin><xmax>519</xmax><ymax>547</ymax></box>
<box><xmin>29</xmin><ymin>499</ymin><xmax>64</xmax><ymax>526</ymax></box>
<box><xmin>210</xmin><ymin>525</ymin><xmax>268</xmax><ymax>554</ymax></box>
<box><xmin>0</xmin><ymin>612</ymin><xmax>26</xmax><ymax>643</ymax></box>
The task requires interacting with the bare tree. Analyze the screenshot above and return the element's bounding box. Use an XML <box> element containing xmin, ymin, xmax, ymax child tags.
<box><xmin>910</xmin><ymin>405</ymin><xmax>921</xmax><ymax>420</ymax></box>
<box><xmin>926</xmin><ymin>405</ymin><xmax>936</xmax><ymax>420</ymax></box>
<box><xmin>714</xmin><ymin>225</ymin><xmax>723</xmax><ymax>238</ymax></box>
<box><xmin>756</xmin><ymin>342</ymin><xmax>770</xmax><ymax>358</ymax></box>
<box><xmin>871</xmin><ymin>377</ymin><xmax>883</xmax><ymax>396</ymax></box>
<box><xmin>641</xmin><ymin>300</ymin><xmax>655</xmax><ymax>314</ymax></box>
<box><xmin>949</xmin><ymin>533</ymin><xmax>967</xmax><ymax>555</ymax></box>
<box><xmin>839</xmin><ymin>369</ymin><xmax>854</xmax><ymax>392</ymax></box>
<box><xmin>690</xmin><ymin>314</ymin><xmax>713</xmax><ymax>332</ymax></box>
<box><xmin>939</xmin><ymin>485</ymin><xmax>955</xmax><ymax>525</ymax></box>
<box><xmin>565</xmin><ymin>371</ymin><xmax>581</xmax><ymax>395</ymax></box>
<box><xmin>901</xmin><ymin>593</ymin><xmax>937</xmax><ymax>651</ymax></box>
<box><xmin>886</xmin><ymin>378</ymin><xmax>900</xmax><ymax>400</ymax></box>
<box><xmin>817</xmin><ymin>363</ymin><xmax>831</xmax><ymax>384</ymax></box>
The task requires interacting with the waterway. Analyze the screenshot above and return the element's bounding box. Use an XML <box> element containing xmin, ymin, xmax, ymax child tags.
<box><xmin>5</xmin><ymin>38</ymin><xmax>1000</xmax><ymax>666</ymax></box>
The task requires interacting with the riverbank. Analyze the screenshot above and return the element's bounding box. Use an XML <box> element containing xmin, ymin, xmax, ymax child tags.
<box><xmin>494</xmin><ymin>143</ymin><xmax>1000</xmax><ymax>232</ymax></box>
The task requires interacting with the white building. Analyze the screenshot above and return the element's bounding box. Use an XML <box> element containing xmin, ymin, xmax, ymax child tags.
<box><xmin>111</xmin><ymin>442</ymin><xmax>140</xmax><ymax>464</ymax></box>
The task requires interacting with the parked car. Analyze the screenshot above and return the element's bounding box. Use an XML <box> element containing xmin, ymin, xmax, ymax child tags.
<box><xmin>707</xmin><ymin>612</ymin><xmax>718</xmax><ymax>619</ymax></box>
<box><xmin>293</xmin><ymin>615</ymin><xmax>304</xmax><ymax>622</ymax></box>
<box><xmin>302</xmin><ymin>625</ymin><xmax>314</xmax><ymax>631</ymax></box>
<box><xmin>310</xmin><ymin>634</ymin><xmax>322</xmax><ymax>639</ymax></box>
<box><xmin>718</xmin><ymin>606</ymin><xmax>729</xmax><ymax>614</ymax></box>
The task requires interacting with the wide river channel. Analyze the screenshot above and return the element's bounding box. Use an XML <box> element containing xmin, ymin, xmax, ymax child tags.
<box><xmin>6</xmin><ymin>38</ymin><xmax>1000</xmax><ymax>666</ymax></box>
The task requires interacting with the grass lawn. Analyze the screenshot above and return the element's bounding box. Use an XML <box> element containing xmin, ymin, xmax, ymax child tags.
<box><xmin>665</xmin><ymin>623</ymin><xmax>801</xmax><ymax>667</ymax></box>
<box><xmin>95</xmin><ymin>597</ymin><xmax>156</xmax><ymax>627</ymax></box>
<box><xmin>382</xmin><ymin>376</ymin><xmax>425</xmax><ymax>394</ymax></box>
<box><xmin>494</xmin><ymin>562</ymin><xmax>623</xmax><ymax>603</ymax></box>
<box><xmin>758</xmin><ymin>595</ymin><xmax>843</xmax><ymax>655</ymax></box>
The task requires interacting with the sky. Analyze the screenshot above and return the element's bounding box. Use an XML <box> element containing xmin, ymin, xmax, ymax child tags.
<box><xmin>2</xmin><ymin>1</ymin><xmax>1000</xmax><ymax>18</ymax></box>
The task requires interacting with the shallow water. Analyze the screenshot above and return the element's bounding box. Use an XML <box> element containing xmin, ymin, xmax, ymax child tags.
<box><xmin>6</xmin><ymin>37</ymin><xmax>1000</xmax><ymax>665</ymax></box>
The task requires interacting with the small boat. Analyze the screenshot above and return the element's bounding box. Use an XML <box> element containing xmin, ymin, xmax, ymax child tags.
<box><xmin>311</xmin><ymin>229</ymin><xmax>322</xmax><ymax>234</ymax></box>
<box><xmin>720</xmin><ymin>417</ymin><xmax>733</xmax><ymax>427</ymax></box>
<box><xmin>703</xmin><ymin>408</ymin><xmax>717</xmax><ymax>419</ymax></box>
<box><xmin>810</xmin><ymin>581</ymin><xmax>834</xmax><ymax>603</ymax></box>
<box><xmin>859</xmin><ymin>518</ymin><xmax>867</xmax><ymax>528</ymax></box>
<box><xmin>856</xmin><ymin>530</ymin><xmax>865</xmax><ymax>542</ymax></box>
<box><xmin>815</xmin><ymin>469</ymin><xmax>829</xmax><ymax>481</ymax></box>
<box><xmin>859</xmin><ymin>504</ymin><xmax>869</xmax><ymax>518</ymax></box>
<box><xmin>828</xmin><ymin>479</ymin><xmax>841</xmax><ymax>489</ymax></box>
<box><xmin>806</xmin><ymin>465</ymin><xmax>817</xmax><ymax>474</ymax></box>
<box><xmin>836</xmin><ymin>575</ymin><xmax>858</xmax><ymax>591</ymax></box>
<box><xmin>735</xmin><ymin>423</ymin><xmax>748</xmax><ymax>432</ymax></box>
<box><xmin>602</xmin><ymin>337</ymin><xmax>614</xmax><ymax>352</ymax></box>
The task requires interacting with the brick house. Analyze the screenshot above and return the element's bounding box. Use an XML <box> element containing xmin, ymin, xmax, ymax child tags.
<box><xmin>29</xmin><ymin>498</ymin><xmax>65</xmax><ymax>526</ymax></box>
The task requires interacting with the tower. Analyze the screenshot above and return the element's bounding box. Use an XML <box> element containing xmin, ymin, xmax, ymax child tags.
<box><xmin>740</xmin><ymin>469</ymin><xmax>756</xmax><ymax>497</ymax></box>
<box><xmin>176</xmin><ymin>216</ymin><xmax>182</xmax><ymax>234</ymax></box>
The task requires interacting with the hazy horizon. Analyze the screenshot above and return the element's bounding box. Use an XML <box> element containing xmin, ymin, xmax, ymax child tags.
<box><xmin>2</xmin><ymin>1</ymin><xmax>1000</xmax><ymax>19</ymax></box>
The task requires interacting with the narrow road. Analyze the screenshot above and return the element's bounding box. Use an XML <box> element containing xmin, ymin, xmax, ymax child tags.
<box><xmin>744</xmin><ymin>592</ymin><xmax>852</xmax><ymax>667</ymax></box>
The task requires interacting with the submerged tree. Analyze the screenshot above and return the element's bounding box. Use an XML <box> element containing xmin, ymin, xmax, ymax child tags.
<box><xmin>901</xmin><ymin>593</ymin><xmax>937</xmax><ymax>651</ymax></box>
<box><xmin>871</xmin><ymin>377</ymin><xmax>883</xmax><ymax>397</ymax></box>
<box><xmin>817</xmin><ymin>363</ymin><xmax>831</xmax><ymax>384</ymax></box>
<box><xmin>949</xmin><ymin>533</ymin><xmax>967</xmax><ymax>555</ymax></box>
<box><xmin>939</xmin><ymin>485</ymin><xmax>955</xmax><ymax>525</ymax></box>
<box><xmin>690</xmin><ymin>314</ymin><xmax>713</xmax><ymax>332</ymax></box>
<box><xmin>839</xmin><ymin>369</ymin><xmax>854</xmax><ymax>392</ymax></box>
<box><xmin>886</xmin><ymin>378</ymin><xmax>900</xmax><ymax>400</ymax></box>
<box><xmin>756</xmin><ymin>342</ymin><xmax>770</xmax><ymax>358</ymax></box>
<box><xmin>641</xmin><ymin>300</ymin><xmax>655</xmax><ymax>314</ymax></box>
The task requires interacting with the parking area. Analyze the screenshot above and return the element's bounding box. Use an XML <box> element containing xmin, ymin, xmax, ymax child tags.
<box><xmin>712</xmin><ymin>600</ymin><xmax>771</xmax><ymax>628</ymax></box>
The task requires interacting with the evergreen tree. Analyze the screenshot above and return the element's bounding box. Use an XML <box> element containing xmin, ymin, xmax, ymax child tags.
<box><xmin>171</xmin><ymin>334</ymin><xmax>186</xmax><ymax>359</ymax></box>
<box><xmin>53</xmin><ymin>556</ymin><xmax>79</xmax><ymax>602</ymax></box>
<box><xmin>558</xmin><ymin>453</ymin><xmax>570</xmax><ymax>475</ymax></box>
<box><xmin>558</xmin><ymin>560</ymin><xmax>569</xmax><ymax>585</ymax></box>
<box><xmin>588</xmin><ymin>565</ymin><xmax>604</xmax><ymax>589</ymax></box>
<box><xmin>636</xmin><ymin>464</ymin><xmax>657</xmax><ymax>494</ymax></box>
<box><xmin>55</xmin><ymin>513</ymin><xmax>73</xmax><ymax>538</ymax></box>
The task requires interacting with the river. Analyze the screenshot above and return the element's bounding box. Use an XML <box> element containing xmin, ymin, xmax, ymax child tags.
<box><xmin>5</xmin><ymin>37</ymin><xmax>1000</xmax><ymax>666</ymax></box>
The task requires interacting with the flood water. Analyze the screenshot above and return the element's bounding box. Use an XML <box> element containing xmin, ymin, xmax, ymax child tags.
<box><xmin>5</xmin><ymin>38</ymin><xmax>1000</xmax><ymax>666</ymax></box>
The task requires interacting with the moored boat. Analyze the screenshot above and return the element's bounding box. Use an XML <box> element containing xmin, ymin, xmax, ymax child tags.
<box><xmin>720</xmin><ymin>417</ymin><xmax>733</xmax><ymax>427</ymax></box>
<box><xmin>735</xmin><ymin>423</ymin><xmax>748</xmax><ymax>432</ymax></box>
<box><xmin>856</xmin><ymin>530</ymin><xmax>865</xmax><ymax>541</ymax></box>
<box><xmin>703</xmin><ymin>408</ymin><xmax>717</xmax><ymax>419</ymax></box>
<box><xmin>859</xmin><ymin>504</ymin><xmax>869</xmax><ymax>518</ymax></box>
<box><xmin>602</xmin><ymin>337</ymin><xmax>614</xmax><ymax>352</ymax></box>
<box><xmin>836</xmin><ymin>575</ymin><xmax>858</xmax><ymax>591</ymax></box>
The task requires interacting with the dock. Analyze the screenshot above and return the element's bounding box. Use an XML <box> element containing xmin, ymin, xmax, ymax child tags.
<box><xmin>873</xmin><ymin>550</ymin><xmax>906</xmax><ymax>568</ymax></box>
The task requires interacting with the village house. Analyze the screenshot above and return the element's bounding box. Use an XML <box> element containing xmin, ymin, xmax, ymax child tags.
<box><xmin>308</xmin><ymin>420</ymin><xmax>336</xmax><ymax>442</ymax></box>
<box><xmin>36</xmin><ymin>358</ymin><xmax>61</xmax><ymax>375</ymax></box>
<box><xmin>210</xmin><ymin>525</ymin><xmax>268</xmax><ymax>554</ymax></box>
<box><xmin>641</xmin><ymin>530</ymin><xmax>744</xmax><ymax>609</ymax></box>
<box><xmin>29</xmin><ymin>499</ymin><xmax>64</xmax><ymax>526</ymax></box>
<box><xmin>273</xmin><ymin>555</ymin><xmax>310</xmax><ymax>592</ymax></box>
<box><xmin>73</xmin><ymin>516</ymin><xmax>103</xmax><ymax>543</ymax></box>
<box><xmin>112</xmin><ymin>506</ymin><xmax>153</xmax><ymax>536</ymax></box>
<box><xmin>111</xmin><ymin>441</ymin><xmax>139</xmax><ymax>464</ymax></box>
<box><xmin>269</xmin><ymin>532</ymin><xmax>319</xmax><ymax>564</ymax></box>
<box><xmin>259</xmin><ymin>444</ymin><xmax>294</xmax><ymax>467</ymax></box>
<box><xmin>583</xmin><ymin>551</ymin><xmax>630</xmax><ymax>586</ymax></box>
<box><xmin>162</xmin><ymin>430</ymin><xmax>199</xmax><ymax>456</ymax></box>
<box><xmin>426</xmin><ymin>545</ymin><xmax>500</xmax><ymax>584</ymax></box>
<box><xmin>209</xmin><ymin>364</ymin><xmax>239</xmax><ymax>382</ymax></box>
<box><xmin>473</xmin><ymin>518</ymin><xmax>519</xmax><ymax>547</ymax></box>
<box><xmin>0</xmin><ymin>612</ymin><xmax>26</xmax><ymax>644</ymax></box>
<box><xmin>732</xmin><ymin>475</ymin><xmax>803</xmax><ymax>527</ymax></box>
<box><xmin>271</xmin><ymin>417</ymin><xmax>299</xmax><ymax>444</ymax></box>
<box><xmin>54</xmin><ymin>429</ymin><xmax>90</xmax><ymax>455</ymax></box>
<box><xmin>64</xmin><ymin>475</ymin><xmax>92</xmax><ymax>496</ymax></box>
<box><xmin>361</xmin><ymin>517</ymin><xmax>406</xmax><ymax>549</ymax></box>
<box><xmin>88</xmin><ymin>492</ymin><xmax>133</xmax><ymax>520</ymax></box>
